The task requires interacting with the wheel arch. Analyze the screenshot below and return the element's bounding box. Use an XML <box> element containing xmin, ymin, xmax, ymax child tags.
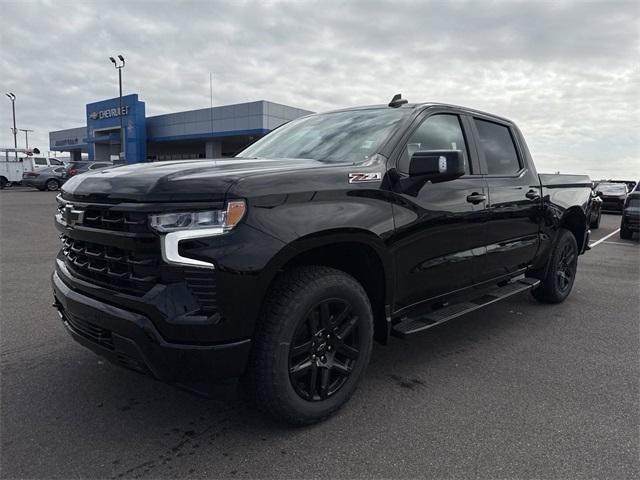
<box><xmin>259</xmin><ymin>229</ymin><xmax>394</xmax><ymax>344</ymax></box>
<box><xmin>559</xmin><ymin>206</ymin><xmax>588</xmax><ymax>252</ymax></box>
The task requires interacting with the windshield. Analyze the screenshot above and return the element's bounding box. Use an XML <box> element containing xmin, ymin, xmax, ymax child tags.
<box><xmin>598</xmin><ymin>183</ymin><xmax>627</xmax><ymax>194</ymax></box>
<box><xmin>238</xmin><ymin>108</ymin><xmax>408</xmax><ymax>163</ymax></box>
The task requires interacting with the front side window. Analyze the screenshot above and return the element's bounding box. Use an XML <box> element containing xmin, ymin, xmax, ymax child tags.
<box><xmin>34</xmin><ymin>158</ymin><xmax>47</xmax><ymax>166</ymax></box>
<box><xmin>398</xmin><ymin>114</ymin><xmax>470</xmax><ymax>174</ymax></box>
<box><xmin>474</xmin><ymin>119</ymin><xmax>521</xmax><ymax>175</ymax></box>
<box><xmin>49</xmin><ymin>158</ymin><xmax>63</xmax><ymax>165</ymax></box>
<box><xmin>238</xmin><ymin>108</ymin><xmax>408</xmax><ymax>163</ymax></box>
<box><xmin>598</xmin><ymin>183</ymin><xmax>627</xmax><ymax>195</ymax></box>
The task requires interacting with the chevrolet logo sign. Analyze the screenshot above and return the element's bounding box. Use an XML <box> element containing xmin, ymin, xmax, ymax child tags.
<box><xmin>62</xmin><ymin>204</ymin><xmax>84</xmax><ymax>226</ymax></box>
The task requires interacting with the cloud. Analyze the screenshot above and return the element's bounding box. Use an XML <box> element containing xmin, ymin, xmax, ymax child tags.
<box><xmin>1</xmin><ymin>0</ymin><xmax>638</xmax><ymax>178</ymax></box>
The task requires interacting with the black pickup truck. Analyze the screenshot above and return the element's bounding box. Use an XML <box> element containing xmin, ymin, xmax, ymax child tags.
<box><xmin>52</xmin><ymin>96</ymin><xmax>593</xmax><ymax>424</ymax></box>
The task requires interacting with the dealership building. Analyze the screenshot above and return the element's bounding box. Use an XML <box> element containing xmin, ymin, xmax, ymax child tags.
<box><xmin>49</xmin><ymin>94</ymin><xmax>313</xmax><ymax>162</ymax></box>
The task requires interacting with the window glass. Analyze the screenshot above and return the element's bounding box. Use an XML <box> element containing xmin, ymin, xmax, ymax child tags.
<box><xmin>474</xmin><ymin>119</ymin><xmax>521</xmax><ymax>175</ymax></box>
<box><xmin>54</xmin><ymin>167</ymin><xmax>65</xmax><ymax>173</ymax></box>
<box><xmin>398</xmin><ymin>114</ymin><xmax>470</xmax><ymax>174</ymax></box>
<box><xmin>34</xmin><ymin>158</ymin><xmax>47</xmax><ymax>165</ymax></box>
<box><xmin>627</xmin><ymin>196</ymin><xmax>639</xmax><ymax>208</ymax></box>
<box><xmin>49</xmin><ymin>158</ymin><xmax>63</xmax><ymax>165</ymax></box>
<box><xmin>90</xmin><ymin>163</ymin><xmax>108</xmax><ymax>169</ymax></box>
<box><xmin>598</xmin><ymin>183</ymin><xmax>627</xmax><ymax>195</ymax></box>
<box><xmin>239</xmin><ymin>108</ymin><xmax>407</xmax><ymax>163</ymax></box>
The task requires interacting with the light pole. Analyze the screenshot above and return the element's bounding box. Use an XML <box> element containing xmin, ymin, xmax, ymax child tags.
<box><xmin>19</xmin><ymin>129</ymin><xmax>34</xmax><ymax>148</ymax></box>
<box><xmin>5</xmin><ymin>93</ymin><xmax>17</xmax><ymax>159</ymax></box>
<box><xmin>109</xmin><ymin>55</ymin><xmax>126</xmax><ymax>163</ymax></box>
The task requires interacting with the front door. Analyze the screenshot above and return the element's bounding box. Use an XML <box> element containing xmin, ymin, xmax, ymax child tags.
<box><xmin>389</xmin><ymin>111</ymin><xmax>488</xmax><ymax>313</ymax></box>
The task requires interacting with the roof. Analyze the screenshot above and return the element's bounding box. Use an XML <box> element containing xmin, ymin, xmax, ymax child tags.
<box><xmin>323</xmin><ymin>101</ymin><xmax>514</xmax><ymax>124</ymax></box>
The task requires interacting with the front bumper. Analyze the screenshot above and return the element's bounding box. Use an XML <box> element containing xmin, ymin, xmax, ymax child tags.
<box><xmin>52</xmin><ymin>271</ymin><xmax>252</xmax><ymax>392</ymax></box>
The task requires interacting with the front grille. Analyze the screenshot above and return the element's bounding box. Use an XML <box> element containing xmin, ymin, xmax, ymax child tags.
<box><xmin>65</xmin><ymin>313</ymin><xmax>114</xmax><ymax>350</ymax></box>
<box><xmin>57</xmin><ymin>198</ymin><xmax>220</xmax><ymax>315</ymax></box>
<box><xmin>56</xmin><ymin>202</ymin><xmax>149</xmax><ymax>234</ymax></box>
<box><xmin>60</xmin><ymin>235</ymin><xmax>160</xmax><ymax>295</ymax></box>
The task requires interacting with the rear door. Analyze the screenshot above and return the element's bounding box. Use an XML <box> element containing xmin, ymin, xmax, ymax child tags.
<box><xmin>389</xmin><ymin>109</ymin><xmax>489</xmax><ymax>312</ymax></box>
<box><xmin>470</xmin><ymin>116</ymin><xmax>541</xmax><ymax>279</ymax></box>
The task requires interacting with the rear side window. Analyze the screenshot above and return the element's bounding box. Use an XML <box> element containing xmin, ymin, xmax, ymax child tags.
<box><xmin>474</xmin><ymin>119</ymin><xmax>521</xmax><ymax>175</ymax></box>
<box><xmin>49</xmin><ymin>158</ymin><xmax>63</xmax><ymax>165</ymax></box>
<box><xmin>34</xmin><ymin>158</ymin><xmax>47</xmax><ymax>166</ymax></box>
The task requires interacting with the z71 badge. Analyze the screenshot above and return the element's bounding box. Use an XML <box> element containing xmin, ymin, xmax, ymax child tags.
<box><xmin>348</xmin><ymin>172</ymin><xmax>382</xmax><ymax>184</ymax></box>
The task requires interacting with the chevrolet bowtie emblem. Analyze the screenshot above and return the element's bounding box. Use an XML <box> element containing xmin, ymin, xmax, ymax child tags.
<box><xmin>63</xmin><ymin>204</ymin><xmax>84</xmax><ymax>226</ymax></box>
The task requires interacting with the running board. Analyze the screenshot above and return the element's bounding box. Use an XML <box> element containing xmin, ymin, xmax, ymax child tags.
<box><xmin>391</xmin><ymin>278</ymin><xmax>540</xmax><ymax>338</ymax></box>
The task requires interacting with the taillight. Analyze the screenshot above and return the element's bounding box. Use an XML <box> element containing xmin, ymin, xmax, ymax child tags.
<box><xmin>68</xmin><ymin>168</ymin><xmax>77</xmax><ymax>177</ymax></box>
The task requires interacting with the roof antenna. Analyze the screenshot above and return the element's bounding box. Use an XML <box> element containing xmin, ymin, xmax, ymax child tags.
<box><xmin>388</xmin><ymin>93</ymin><xmax>408</xmax><ymax>108</ymax></box>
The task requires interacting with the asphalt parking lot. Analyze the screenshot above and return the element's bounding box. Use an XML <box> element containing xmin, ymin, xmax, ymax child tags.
<box><xmin>1</xmin><ymin>188</ymin><xmax>638</xmax><ymax>479</ymax></box>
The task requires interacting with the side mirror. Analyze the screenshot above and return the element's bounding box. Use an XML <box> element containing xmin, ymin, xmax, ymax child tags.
<box><xmin>409</xmin><ymin>150</ymin><xmax>465</xmax><ymax>182</ymax></box>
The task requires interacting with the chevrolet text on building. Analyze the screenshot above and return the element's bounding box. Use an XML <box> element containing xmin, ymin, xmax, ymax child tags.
<box><xmin>88</xmin><ymin>106</ymin><xmax>129</xmax><ymax>120</ymax></box>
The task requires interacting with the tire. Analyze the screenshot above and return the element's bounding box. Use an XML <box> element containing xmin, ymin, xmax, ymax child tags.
<box><xmin>590</xmin><ymin>210</ymin><xmax>601</xmax><ymax>229</ymax></box>
<box><xmin>620</xmin><ymin>225</ymin><xmax>632</xmax><ymax>240</ymax></box>
<box><xmin>245</xmin><ymin>266</ymin><xmax>374</xmax><ymax>425</ymax></box>
<box><xmin>0</xmin><ymin>176</ymin><xmax>7</xmax><ymax>189</ymax></box>
<box><xmin>44</xmin><ymin>179</ymin><xmax>60</xmax><ymax>191</ymax></box>
<box><xmin>531</xmin><ymin>228</ymin><xmax>578</xmax><ymax>304</ymax></box>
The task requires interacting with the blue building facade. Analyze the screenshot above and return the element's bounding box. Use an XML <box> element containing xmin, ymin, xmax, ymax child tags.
<box><xmin>50</xmin><ymin>95</ymin><xmax>312</xmax><ymax>163</ymax></box>
<box><xmin>85</xmin><ymin>94</ymin><xmax>146</xmax><ymax>163</ymax></box>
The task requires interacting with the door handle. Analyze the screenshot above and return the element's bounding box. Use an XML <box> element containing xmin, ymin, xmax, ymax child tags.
<box><xmin>525</xmin><ymin>190</ymin><xmax>540</xmax><ymax>200</ymax></box>
<box><xmin>466</xmin><ymin>193</ymin><xmax>487</xmax><ymax>204</ymax></box>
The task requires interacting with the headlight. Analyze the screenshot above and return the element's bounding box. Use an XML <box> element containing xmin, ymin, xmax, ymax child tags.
<box><xmin>149</xmin><ymin>200</ymin><xmax>246</xmax><ymax>233</ymax></box>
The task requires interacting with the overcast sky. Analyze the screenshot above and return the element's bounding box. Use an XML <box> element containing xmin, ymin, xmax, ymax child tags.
<box><xmin>1</xmin><ymin>0</ymin><xmax>638</xmax><ymax>178</ymax></box>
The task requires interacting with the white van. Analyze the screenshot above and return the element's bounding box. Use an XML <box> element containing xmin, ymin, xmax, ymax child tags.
<box><xmin>0</xmin><ymin>148</ymin><xmax>65</xmax><ymax>188</ymax></box>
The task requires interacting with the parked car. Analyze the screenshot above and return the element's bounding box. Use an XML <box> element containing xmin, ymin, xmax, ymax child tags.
<box><xmin>588</xmin><ymin>188</ymin><xmax>603</xmax><ymax>229</ymax></box>
<box><xmin>620</xmin><ymin>192</ymin><xmax>640</xmax><ymax>239</ymax></box>
<box><xmin>22</xmin><ymin>166</ymin><xmax>67</xmax><ymax>191</ymax></box>
<box><xmin>1</xmin><ymin>147</ymin><xmax>63</xmax><ymax>188</ymax></box>
<box><xmin>596</xmin><ymin>182</ymin><xmax>628</xmax><ymax>212</ymax></box>
<box><xmin>65</xmin><ymin>161</ymin><xmax>113</xmax><ymax>178</ymax></box>
<box><xmin>52</xmin><ymin>96</ymin><xmax>593</xmax><ymax>424</ymax></box>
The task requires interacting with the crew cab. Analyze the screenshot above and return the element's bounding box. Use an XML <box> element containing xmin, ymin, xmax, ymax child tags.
<box><xmin>52</xmin><ymin>96</ymin><xmax>593</xmax><ymax>424</ymax></box>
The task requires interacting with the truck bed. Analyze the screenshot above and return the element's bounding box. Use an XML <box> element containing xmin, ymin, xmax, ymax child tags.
<box><xmin>539</xmin><ymin>173</ymin><xmax>592</xmax><ymax>188</ymax></box>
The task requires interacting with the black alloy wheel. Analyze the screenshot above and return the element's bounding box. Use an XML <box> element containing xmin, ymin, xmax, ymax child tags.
<box><xmin>288</xmin><ymin>298</ymin><xmax>362</xmax><ymax>401</ymax></box>
<box><xmin>246</xmin><ymin>266</ymin><xmax>373</xmax><ymax>424</ymax></box>
<box><xmin>555</xmin><ymin>241</ymin><xmax>577</xmax><ymax>294</ymax></box>
<box><xmin>530</xmin><ymin>228</ymin><xmax>578</xmax><ymax>304</ymax></box>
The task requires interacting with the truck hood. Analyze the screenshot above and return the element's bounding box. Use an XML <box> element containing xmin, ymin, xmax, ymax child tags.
<box><xmin>61</xmin><ymin>157</ymin><xmax>348</xmax><ymax>203</ymax></box>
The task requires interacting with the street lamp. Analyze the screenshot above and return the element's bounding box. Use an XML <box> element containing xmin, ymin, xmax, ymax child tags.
<box><xmin>18</xmin><ymin>129</ymin><xmax>34</xmax><ymax>148</ymax></box>
<box><xmin>5</xmin><ymin>93</ymin><xmax>17</xmax><ymax>159</ymax></box>
<box><xmin>109</xmin><ymin>55</ymin><xmax>126</xmax><ymax>163</ymax></box>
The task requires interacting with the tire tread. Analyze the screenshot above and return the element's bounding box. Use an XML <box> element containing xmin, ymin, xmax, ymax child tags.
<box><xmin>245</xmin><ymin>265</ymin><xmax>372</xmax><ymax>425</ymax></box>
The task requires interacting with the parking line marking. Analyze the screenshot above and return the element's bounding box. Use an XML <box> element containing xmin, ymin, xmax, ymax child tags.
<box><xmin>590</xmin><ymin>228</ymin><xmax>621</xmax><ymax>248</ymax></box>
<box><xmin>603</xmin><ymin>241</ymin><xmax>637</xmax><ymax>247</ymax></box>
